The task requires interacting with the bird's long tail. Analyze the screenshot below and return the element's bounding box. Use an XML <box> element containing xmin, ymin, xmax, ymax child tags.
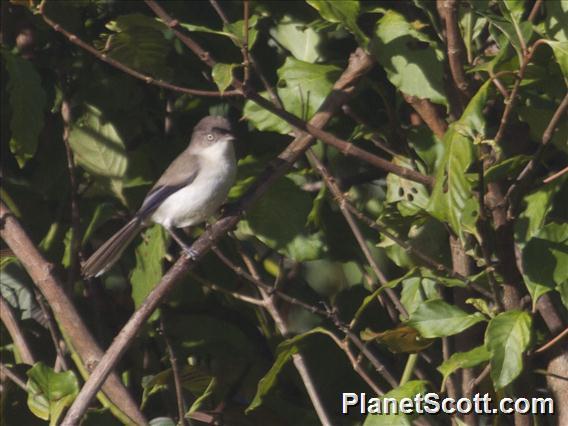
<box><xmin>82</xmin><ymin>218</ymin><xmax>143</xmax><ymax>278</ymax></box>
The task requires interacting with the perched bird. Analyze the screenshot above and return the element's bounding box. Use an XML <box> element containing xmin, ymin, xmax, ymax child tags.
<box><xmin>82</xmin><ymin>116</ymin><xmax>237</xmax><ymax>278</ymax></box>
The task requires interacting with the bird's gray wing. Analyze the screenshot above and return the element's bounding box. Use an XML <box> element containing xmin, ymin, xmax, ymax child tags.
<box><xmin>136</xmin><ymin>152</ymin><xmax>200</xmax><ymax>219</ymax></box>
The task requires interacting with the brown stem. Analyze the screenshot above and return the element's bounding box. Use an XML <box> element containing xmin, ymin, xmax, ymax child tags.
<box><xmin>402</xmin><ymin>94</ymin><xmax>448</xmax><ymax>139</ymax></box>
<box><xmin>0</xmin><ymin>202</ymin><xmax>147</xmax><ymax>425</ymax></box>
<box><xmin>0</xmin><ymin>295</ymin><xmax>36</xmax><ymax>364</ymax></box>
<box><xmin>34</xmin><ymin>290</ymin><xmax>70</xmax><ymax>371</ymax></box>
<box><xmin>60</xmin><ymin>46</ymin><xmax>375</xmax><ymax>425</ymax></box>
<box><xmin>307</xmin><ymin>150</ymin><xmax>409</xmax><ymax>319</ymax></box>
<box><xmin>440</xmin><ymin>0</ymin><xmax>471</xmax><ymax>103</ymax></box>
<box><xmin>242</xmin><ymin>0</ymin><xmax>251</xmax><ymax>86</ymax></box>
<box><xmin>160</xmin><ymin>314</ymin><xmax>187</xmax><ymax>426</ymax></box>
<box><xmin>0</xmin><ymin>362</ymin><xmax>29</xmax><ymax>392</ymax></box>
<box><xmin>39</xmin><ymin>1</ymin><xmax>240</xmax><ymax>98</ymax></box>
<box><xmin>528</xmin><ymin>0</ymin><xmax>543</xmax><ymax>23</ymax></box>
<box><xmin>535</xmin><ymin>327</ymin><xmax>568</xmax><ymax>355</ymax></box>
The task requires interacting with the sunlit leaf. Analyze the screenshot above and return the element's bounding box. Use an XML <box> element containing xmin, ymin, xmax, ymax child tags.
<box><xmin>26</xmin><ymin>363</ymin><xmax>79</xmax><ymax>425</ymax></box>
<box><xmin>363</xmin><ymin>380</ymin><xmax>428</xmax><ymax>425</ymax></box>
<box><xmin>485</xmin><ymin>310</ymin><xmax>532</xmax><ymax>390</ymax></box>
<box><xmin>211</xmin><ymin>63</ymin><xmax>237</xmax><ymax>94</ymax></box>
<box><xmin>270</xmin><ymin>15</ymin><xmax>321</xmax><ymax>63</ymax></box>
<box><xmin>307</xmin><ymin>0</ymin><xmax>368</xmax><ymax>46</ymax></box>
<box><xmin>437</xmin><ymin>345</ymin><xmax>491</xmax><ymax>389</ymax></box>
<box><xmin>407</xmin><ymin>300</ymin><xmax>486</xmax><ymax>338</ymax></box>
<box><xmin>369</xmin><ymin>10</ymin><xmax>447</xmax><ymax>105</ymax></box>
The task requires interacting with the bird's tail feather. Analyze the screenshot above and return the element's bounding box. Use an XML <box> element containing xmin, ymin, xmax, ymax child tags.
<box><xmin>82</xmin><ymin>218</ymin><xmax>143</xmax><ymax>278</ymax></box>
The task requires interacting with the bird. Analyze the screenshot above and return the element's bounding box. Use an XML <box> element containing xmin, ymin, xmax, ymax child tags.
<box><xmin>82</xmin><ymin>115</ymin><xmax>237</xmax><ymax>278</ymax></box>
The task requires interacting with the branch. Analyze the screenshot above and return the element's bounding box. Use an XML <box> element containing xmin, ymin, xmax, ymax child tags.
<box><xmin>0</xmin><ymin>202</ymin><xmax>147</xmax><ymax>425</ymax></box>
<box><xmin>306</xmin><ymin>150</ymin><xmax>409</xmax><ymax>319</ymax></box>
<box><xmin>0</xmin><ymin>295</ymin><xmax>36</xmax><ymax>364</ymax></box>
<box><xmin>145</xmin><ymin>0</ymin><xmax>434</xmax><ymax>187</ymax></box>
<box><xmin>60</xmin><ymin>45</ymin><xmax>375</xmax><ymax>425</ymax></box>
<box><xmin>440</xmin><ymin>0</ymin><xmax>472</xmax><ymax>102</ymax></box>
<box><xmin>402</xmin><ymin>94</ymin><xmax>448</xmax><ymax>139</ymax></box>
<box><xmin>543</xmin><ymin>165</ymin><xmax>568</xmax><ymax>184</ymax></box>
<box><xmin>38</xmin><ymin>1</ymin><xmax>240</xmax><ymax>98</ymax></box>
<box><xmin>505</xmin><ymin>92</ymin><xmax>568</xmax><ymax>216</ymax></box>
<box><xmin>535</xmin><ymin>327</ymin><xmax>568</xmax><ymax>355</ymax></box>
<box><xmin>160</xmin><ymin>314</ymin><xmax>187</xmax><ymax>426</ymax></box>
<box><xmin>0</xmin><ymin>362</ymin><xmax>29</xmax><ymax>392</ymax></box>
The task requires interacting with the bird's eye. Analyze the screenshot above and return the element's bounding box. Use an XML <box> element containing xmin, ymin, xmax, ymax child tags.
<box><xmin>206</xmin><ymin>134</ymin><xmax>214</xmax><ymax>141</ymax></box>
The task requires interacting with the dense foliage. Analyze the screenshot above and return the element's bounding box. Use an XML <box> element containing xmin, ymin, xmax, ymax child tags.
<box><xmin>1</xmin><ymin>1</ymin><xmax>567</xmax><ymax>425</ymax></box>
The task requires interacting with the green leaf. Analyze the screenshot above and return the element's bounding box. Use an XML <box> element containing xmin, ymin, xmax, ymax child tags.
<box><xmin>428</xmin><ymin>82</ymin><xmax>493</xmax><ymax>240</ymax></box>
<box><xmin>244</xmin><ymin>58</ymin><xmax>340</xmax><ymax>134</ymax></box>
<box><xmin>247</xmin><ymin>327</ymin><xmax>335</xmax><ymax>413</ymax></box>
<box><xmin>437</xmin><ymin>345</ymin><xmax>491</xmax><ymax>388</ymax></box>
<box><xmin>407</xmin><ymin>300</ymin><xmax>486</xmax><ymax>338</ymax></box>
<box><xmin>237</xmin><ymin>177</ymin><xmax>324</xmax><ymax>261</ymax></box>
<box><xmin>522</xmin><ymin>222</ymin><xmax>568</xmax><ymax>307</ymax></box>
<box><xmin>386</xmin><ymin>158</ymin><xmax>429</xmax><ymax>216</ymax></box>
<box><xmin>2</xmin><ymin>49</ymin><xmax>46</xmax><ymax>167</ymax></box>
<box><xmin>307</xmin><ymin>0</ymin><xmax>368</xmax><ymax>46</ymax></box>
<box><xmin>26</xmin><ymin>363</ymin><xmax>79</xmax><ymax>425</ymax></box>
<box><xmin>104</xmin><ymin>13</ymin><xmax>172</xmax><ymax>78</ymax></box>
<box><xmin>130</xmin><ymin>225</ymin><xmax>166</xmax><ymax>309</ymax></box>
<box><xmin>400</xmin><ymin>276</ymin><xmax>439</xmax><ymax>315</ymax></box>
<box><xmin>363</xmin><ymin>380</ymin><xmax>428</xmax><ymax>425</ymax></box>
<box><xmin>485</xmin><ymin>155</ymin><xmax>530</xmax><ymax>183</ymax></box>
<box><xmin>482</xmin><ymin>11</ymin><xmax>533</xmax><ymax>61</ymax></box>
<box><xmin>543</xmin><ymin>41</ymin><xmax>568</xmax><ymax>83</ymax></box>
<box><xmin>223</xmin><ymin>15</ymin><xmax>259</xmax><ymax>48</ymax></box>
<box><xmin>149</xmin><ymin>418</ymin><xmax>176</xmax><ymax>426</ymax></box>
<box><xmin>68</xmin><ymin>105</ymin><xmax>128</xmax><ymax>179</ymax></box>
<box><xmin>485</xmin><ymin>310</ymin><xmax>532</xmax><ymax>390</ymax></box>
<box><xmin>187</xmin><ymin>377</ymin><xmax>217</xmax><ymax>415</ymax></box>
<box><xmin>269</xmin><ymin>15</ymin><xmax>321</xmax><ymax>63</ymax></box>
<box><xmin>542</xmin><ymin>1</ymin><xmax>568</xmax><ymax>42</ymax></box>
<box><xmin>369</xmin><ymin>10</ymin><xmax>447</xmax><ymax>105</ymax></box>
<box><xmin>211</xmin><ymin>63</ymin><xmax>237</xmax><ymax>93</ymax></box>
<box><xmin>68</xmin><ymin>105</ymin><xmax>128</xmax><ymax>203</ymax></box>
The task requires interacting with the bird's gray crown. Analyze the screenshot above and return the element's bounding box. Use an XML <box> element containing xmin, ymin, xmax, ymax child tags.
<box><xmin>192</xmin><ymin>116</ymin><xmax>233</xmax><ymax>135</ymax></box>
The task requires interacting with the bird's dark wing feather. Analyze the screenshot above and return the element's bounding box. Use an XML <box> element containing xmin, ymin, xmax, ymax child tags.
<box><xmin>136</xmin><ymin>152</ymin><xmax>200</xmax><ymax>219</ymax></box>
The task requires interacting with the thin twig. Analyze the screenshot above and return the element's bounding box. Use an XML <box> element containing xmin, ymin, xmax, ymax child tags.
<box><xmin>0</xmin><ymin>362</ymin><xmax>28</xmax><ymax>392</ymax></box>
<box><xmin>535</xmin><ymin>327</ymin><xmax>568</xmax><ymax>355</ymax></box>
<box><xmin>242</xmin><ymin>0</ymin><xmax>251</xmax><ymax>86</ymax></box>
<box><xmin>505</xmin><ymin>92</ymin><xmax>568</xmax><ymax>216</ymax></box>
<box><xmin>543</xmin><ymin>165</ymin><xmax>568</xmax><ymax>184</ymax></box>
<box><xmin>467</xmin><ymin>364</ymin><xmax>491</xmax><ymax>394</ymax></box>
<box><xmin>528</xmin><ymin>0</ymin><xmax>543</xmax><ymax>23</ymax></box>
<box><xmin>440</xmin><ymin>0</ymin><xmax>471</xmax><ymax>104</ymax></box>
<box><xmin>33</xmin><ymin>290</ymin><xmax>70</xmax><ymax>371</ymax></box>
<box><xmin>190</xmin><ymin>272</ymin><xmax>265</xmax><ymax>305</ymax></box>
<box><xmin>160</xmin><ymin>315</ymin><xmax>187</xmax><ymax>426</ymax></box>
<box><xmin>307</xmin><ymin>150</ymin><xmax>409</xmax><ymax>319</ymax></box>
<box><xmin>0</xmin><ymin>296</ymin><xmax>36</xmax><ymax>365</ymax></box>
<box><xmin>38</xmin><ymin>1</ymin><xmax>240</xmax><ymax>98</ymax></box>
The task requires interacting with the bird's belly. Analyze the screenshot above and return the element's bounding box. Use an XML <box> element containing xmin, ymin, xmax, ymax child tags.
<box><xmin>150</xmin><ymin>167</ymin><xmax>235</xmax><ymax>229</ymax></box>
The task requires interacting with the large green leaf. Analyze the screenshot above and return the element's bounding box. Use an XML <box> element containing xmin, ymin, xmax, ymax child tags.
<box><xmin>211</xmin><ymin>63</ymin><xmax>237</xmax><ymax>94</ymax></box>
<box><xmin>400</xmin><ymin>276</ymin><xmax>439</xmax><ymax>316</ymax></box>
<box><xmin>307</xmin><ymin>0</ymin><xmax>368</xmax><ymax>46</ymax></box>
<box><xmin>244</xmin><ymin>58</ymin><xmax>340</xmax><ymax>134</ymax></box>
<box><xmin>130</xmin><ymin>225</ymin><xmax>166</xmax><ymax>309</ymax></box>
<box><xmin>238</xmin><ymin>177</ymin><xmax>324</xmax><ymax>261</ymax></box>
<box><xmin>369</xmin><ymin>10</ymin><xmax>447</xmax><ymax>105</ymax></box>
<box><xmin>406</xmin><ymin>300</ymin><xmax>486</xmax><ymax>338</ymax></box>
<box><xmin>363</xmin><ymin>380</ymin><xmax>428</xmax><ymax>425</ymax></box>
<box><xmin>26</xmin><ymin>363</ymin><xmax>79</xmax><ymax>425</ymax></box>
<box><xmin>428</xmin><ymin>82</ymin><xmax>493</xmax><ymax>240</ymax></box>
<box><xmin>485</xmin><ymin>310</ymin><xmax>532</xmax><ymax>390</ymax></box>
<box><xmin>246</xmin><ymin>327</ymin><xmax>335</xmax><ymax>413</ymax></box>
<box><xmin>105</xmin><ymin>13</ymin><xmax>172</xmax><ymax>79</ymax></box>
<box><xmin>386</xmin><ymin>158</ymin><xmax>429</xmax><ymax>216</ymax></box>
<box><xmin>269</xmin><ymin>15</ymin><xmax>321</xmax><ymax>63</ymax></box>
<box><xmin>437</xmin><ymin>345</ymin><xmax>491</xmax><ymax>389</ymax></box>
<box><xmin>2</xmin><ymin>49</ymin><xmax>46</xmax><ymax>167</ymax></box>
<box><xmin>68</xmin><ymin>105</ymin><xmax>128</xmax><ymax>203</ymax></box>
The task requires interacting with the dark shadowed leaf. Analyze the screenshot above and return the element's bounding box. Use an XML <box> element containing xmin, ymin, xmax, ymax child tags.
<box><xmin>2</xmin><ymin>49</ymin><xmax>46</xmax><ymax>167</ymax></box>
<box><xmin>307</xmin><ymin>0</ymin><xmax>368</xmax><ymax>46</ymax></box>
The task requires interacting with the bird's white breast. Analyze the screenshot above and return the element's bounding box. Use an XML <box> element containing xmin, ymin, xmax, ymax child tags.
<box><xmin>150</xmin><ymin>141</ymin><xmax>236</xmax><ymax>228</ymax></box>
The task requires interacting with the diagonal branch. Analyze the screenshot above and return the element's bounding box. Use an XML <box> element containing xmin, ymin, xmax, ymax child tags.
<box><xmin>60</xmin><ymin>46</ymin><xmax>376</xmax><ymax>426</ymax></box>
<box><xmin>38</xmin><ymin>1</ymin><xmax>240</xmax><ymax>98</ymax></box>
<box><xmin>0</xmin><ymin>202</ymin><xmax>147</xmax><ymax>425</ymax></box>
